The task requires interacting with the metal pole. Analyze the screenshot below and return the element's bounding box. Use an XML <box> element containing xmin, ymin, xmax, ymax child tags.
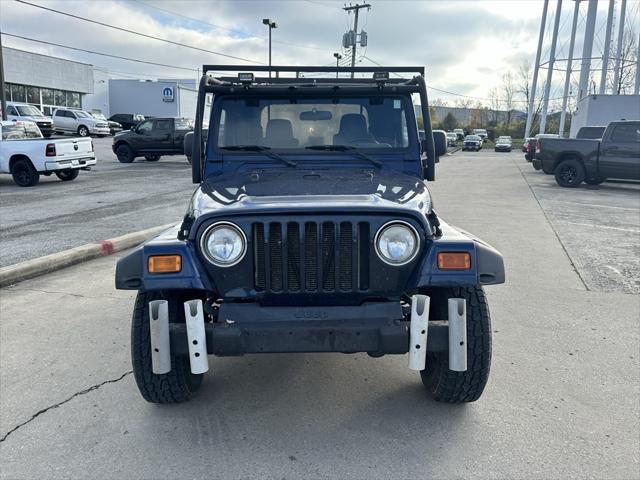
<box><xmin>0</xmin><ymin>30</ymin><xmax>7</xmax><ymax>121</ymax></box>
<box><xmin>578</xmin><ymin>0</ymin><xmax>598</xmax><ymax>101</ymax></box>
<box><xmin>540</xmin><ymin>0</ymin><xmax>563</xmax><ymax>134</ymax></box>
<box><xmin>350</xmin><ymin>8</ymin><xmax>359</xmax><ymax>79</ymax></box>
<box><xmin>268</xmin><ymin>26</ymin><xmax>272</xmax><ymax>79</ymax></box>
<box><xmin>559</xmin><ymin>0</ymin><xmax>581</xmax><ymax>136</ymax></box>
<box><xmin>635</xmin><ymin>29</ymin><xmax>640</xmax><ymax>94</ymax></box>
<box><xmin>612</xmin><ymin>0</ymin><xmax>627</xmax><ymax>94</ymax></box>
<box><xmin>599</xmin><ymin>0</ymin><xmax>616</xmax><ymax>94</ymax></box>
<box><xmin>525</xmin><ymin>0</ymin><xmax>550</xmax><ymax>138</ymax></box>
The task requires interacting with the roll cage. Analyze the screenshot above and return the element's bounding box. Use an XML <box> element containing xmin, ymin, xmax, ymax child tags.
<box><xmin>191</xmin><ymin>65</ymin><xmax>436</xmax><ymax>184</ymax></box>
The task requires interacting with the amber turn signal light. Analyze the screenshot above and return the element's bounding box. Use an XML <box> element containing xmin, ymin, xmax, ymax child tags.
<box><xmin>148</xmin><ymin>255</ymin><xmax>182</xmax><ymax>274</ymax></box>
<box><xmin>437</xmin><ymin>252</ymin><xmax>471</xmax><ymax>270</ymax></box>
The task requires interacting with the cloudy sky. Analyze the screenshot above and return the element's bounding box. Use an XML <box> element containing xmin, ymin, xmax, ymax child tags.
<box><xmin>2</xmin><ymin>0</ymin><xmax>638</xmax><ymax>107</ymax></box>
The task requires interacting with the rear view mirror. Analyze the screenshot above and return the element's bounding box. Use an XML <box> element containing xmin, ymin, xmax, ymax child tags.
<box><xmin>432</xmin><ymin>131</ymin><xmax>448</xmax><ymax>157</ymax></box>
<box><xmin>299</xmin><ymin>109</ymin><xmax>332</xmax><ymax>121</ymax></box>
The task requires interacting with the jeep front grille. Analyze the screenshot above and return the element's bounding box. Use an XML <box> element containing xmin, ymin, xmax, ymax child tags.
<box><xmin>253</xmin><ymin>221</ymin><xmax>368</xmax><ymax>293</ymax></box>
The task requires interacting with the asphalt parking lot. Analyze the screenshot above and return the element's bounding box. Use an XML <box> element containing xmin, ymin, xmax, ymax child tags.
<box><xmin>0</xmin><ymin>137</ymin><xmax>194</xmax><ymax>267</ymax></box>
<box><xmin>1</xmin><ymin>148</ymin><xmax>638</xmax><ymax>479</ymax></box>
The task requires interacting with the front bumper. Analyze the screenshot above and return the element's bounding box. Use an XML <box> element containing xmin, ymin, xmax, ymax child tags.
<box><xmin>44</xmin><ymin>156</ymin><xmax>97</xmax><ymax>171</ymax></box>
<box><xmin>90</xmin><ymin>126</ymin><xmax>111</xmax><ymax>135</ymax></box>
<box><xmin>36</xmin><ymin>122</ymin><xmax>54</xmax><ymax>136</ymax></box>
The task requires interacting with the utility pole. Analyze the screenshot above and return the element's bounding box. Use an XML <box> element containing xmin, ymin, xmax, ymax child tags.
<box><xmin>333</xmin><ymin>52</ymin><xmax>343</xmax><ymax>78</ymax></box>
<box><xmin>343</xmin><ymin>3</ymin><xmax>370</xmax><ymax>78</ymax></box>
<box><xmin>0</xmin><ymin>30</ymin><xmax>7</xmax><ymax>120</ymax></box>
<box><xmin>559</xmin><ymin>0</ymin><xmax>581</xmax><ymax>136</ymax></box>
<box><xmin>635</xmin><ymin>29</ymin><xmax>640</xmax><ymax>94</ymax></box>
<box><xmin>262</xmin><ymin>18</ymin><xmax>277</xmax><ymax>78</ymax></box>
<box><xmin>540</xmin><ymin>0</ymin><xmax>563</xmax><ymax>134</ymax></box>
<box><xmin>525</xmin><ymin>0</ymin><xmax>549</xmax><ymax>138</ymax></box>
<box><xmin>577</xmin><ymin>0</ymin><xmax>598</xmax><ymax>101</ymax></box>
<box><xmin>612</xmin><ymin>0</ymin><xmax>627</xmax><ymax>94</ymax></box>
<box><xmin>599</xmin><ymin>0</ymin><xmax>615</xmax><ymax>94</ymax></box>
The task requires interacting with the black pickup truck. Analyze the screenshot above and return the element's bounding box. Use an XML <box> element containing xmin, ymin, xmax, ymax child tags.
<box><xmin>112</xmin><ymin>117</ymin><xmax>193</xmax><ymax>163</ymax></box>
<box><xmin>534</xmin><ymin>121</ymin><xmax>640</xmax><ymax>187</ymax></box>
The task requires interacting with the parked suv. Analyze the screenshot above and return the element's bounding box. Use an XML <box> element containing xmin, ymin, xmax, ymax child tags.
<box><xmin>112</xmin><ymin>117</ymin><xmax>193</xmax><ymax>163</ymax></box>
<box><xmin>53</xmin><ymin>108</ymin><xmax>110</xmax><ymax>137</ymax></box>
<box><xmin>5</xmin><ymin>102</ymin><xmax>55</xmax><ymax>137</ymax></box>
<box><xmin>115</xmin><ymin>65</ymin><xmax>505</xmax><ymax>405</ymax></box>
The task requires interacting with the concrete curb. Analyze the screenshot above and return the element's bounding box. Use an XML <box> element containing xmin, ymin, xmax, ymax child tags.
<box><xmin>0</xmin><ymin>223</ymin><xmax>176</xmax><ymax>288</ymax></box>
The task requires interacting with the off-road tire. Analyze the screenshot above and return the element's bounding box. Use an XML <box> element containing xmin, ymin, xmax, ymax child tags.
<box><xmin>11</xmin><ymin>158</ymin><xmax>40</xmax><ymax>187</ymax></box>
<box><xmin>585</xmin><ymin>175</ymin><xmax>605</xmax><ymax>186</ymax></box>
<box><xmin>555</xmin><ymin>158</ymin><xmax>585</xmax><ymax>187</ymax></box>
<box><xmin>116</xmin><ymin>144</ymin><xmax>135</xmax><ymax>163</ymax></box>
<box><xmin>77</xmin><ymin>125</ymin><xmax>89</xmax><ymax>137</ymax></box>
<box><xmin>131</xmin><ymin>291</ymin><xmax>203</xmax><ymax>403</ymax></box>
<box><xmin>420</xmin><ymin>286</ymin><xmax>492</xmax><ymax>403</ymax></box>
<box><xmin>55</xmin><ymin>169</ymin><xmax>80</xmax><ymax>181</ymax></box>
<box><xmin>145</xmin><ymin>155</ymin><xmax>161</xmax><ymax>162</ymax></box>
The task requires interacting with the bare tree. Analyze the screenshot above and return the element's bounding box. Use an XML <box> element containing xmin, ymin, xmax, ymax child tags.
<box><xmin>488</xmin><ymin>87</ymin><xmax>500</xmax><ymax>123</ymax></box>
<box><xmin>610</xmin><ymin>28</ymin><xmax>638</xmax><ymax>94</ymax></box>
<box><xmin>431</xmin><ymin>98</ymin><xmax>449</xmax><ymax>107</ymax></box>
<box><xmin>501</xmin><ymin>71</ymin><xmax>516</xmax><ymax>126</ymax></box>
<box><xmin>454</xmin><ymin>98</ymin><xmax>474</xmax><ymax>109</ymax></box>
<box><xmin>517</xmin><ymin>61</ymin><xmax>532</xmax><ymax>106</ymax></box>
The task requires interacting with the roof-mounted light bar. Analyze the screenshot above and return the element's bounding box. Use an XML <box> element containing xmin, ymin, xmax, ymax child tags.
<box><xmin>373</xmin><ymin>72</ymin><xmax>389</xmax><ymax>81</ymax></box>
<box><xmin>238</xmin><ymin>72</ymin><xmax>254</xmax><ymax>84</ymax></box>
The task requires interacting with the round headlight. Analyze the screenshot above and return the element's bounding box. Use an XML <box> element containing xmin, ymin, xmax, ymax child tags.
<box><xmin>375</xmin><ymin>221</ymin><xmax>420</xmax><ymax>266</ymax></box>
<box><xmin>200</xmin><ymin>222</ymin><xmax>247</xmax><ymax>267</ymax></box>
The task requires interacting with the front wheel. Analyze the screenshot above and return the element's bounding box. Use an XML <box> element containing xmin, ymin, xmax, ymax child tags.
<box><xmin>555</xmin><ymin>158</ymin><xmax>585</xmax><ymax>187</ymax></box>
<box><xmin>116</xmin><ymin>144</ymin><xmax>135</xmax><ymax>163</ymax></box>
<box><xmin>55</xmin><ymin>169</ymin><xmax>80</xmax><ymax>181</ymax></box>
<box><xmin>131</xmin><ymin>291</ymin><xmax>204</xmax><ymax>403</ymax></box>
<box><xmin>11</xmin><ymin>159</ymin><xmax>40</xmax><ymax>187</ymax></box>
<box><xmin>420</xmin><ymin>286</ymin><xmax>491</xmax><ymax>403</ymax></box>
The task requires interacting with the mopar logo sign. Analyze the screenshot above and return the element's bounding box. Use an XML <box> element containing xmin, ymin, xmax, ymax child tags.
<box><xmin>162</xmin><ymin>87</ymin><xmax>174</xmax><ymax>102</ymax></box>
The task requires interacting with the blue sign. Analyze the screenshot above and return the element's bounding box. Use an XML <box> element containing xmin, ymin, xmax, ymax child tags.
<box><xmin>162</xmin><ymin>87</ymin><xmax>174</xmax><ymax>102</ymax></box>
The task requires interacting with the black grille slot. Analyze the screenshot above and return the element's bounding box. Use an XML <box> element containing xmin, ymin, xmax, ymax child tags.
<box><xmin>305</xmin><ymin>223</ymin><xmax>318</xmax><ymax>291</ymax></box>
<box><xmin>269</xmin><ymin>223</ymin><xmax>283</xmax><ymax>291</ymax></box>
<box><xmin>287</xmin><ymin>223</ymin><xmax>300</xmax><ymax>291</ymax></box>
<box><xmin>321</xmin><ymin>222</ymin><xmax>336</xmax><ymax>290</ymax></box>
<box><xmin>339</xmin><ymin>222</ymin><xmax>353</xmax><ymax>290</ymax></box>
<box><xmin>254</xmin><ymin>223</ymin><xmax>266</xmax><ymax>291</ymax></box>
<box><xmin>253</xmin><ymin>220</ymin><xmax>367</xmax><ymax>294</ymax></box>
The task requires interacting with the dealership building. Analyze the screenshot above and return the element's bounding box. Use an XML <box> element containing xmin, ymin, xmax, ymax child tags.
<box><xmin>2</xmin><ymin>46</ymin><xmax>198</xmax><ymax>119</ymax></box>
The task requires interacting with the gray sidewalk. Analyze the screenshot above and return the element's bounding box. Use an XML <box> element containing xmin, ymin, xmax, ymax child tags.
<box><xmin>1</xmin><ymin>152</ymin><xmax>638</xmax><ymax>479</ymax></box>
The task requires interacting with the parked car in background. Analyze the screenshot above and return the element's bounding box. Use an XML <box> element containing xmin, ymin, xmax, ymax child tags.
<box><xmin>446</xmin><ymin>132</ymin><xmax>458</xmax><ymax>146</ymax></box>
<box><xmin>534</xmin><ymin>121</ymin><xmax>640</xmax><ymax>187</ymax></box>
<box><xmin>575</xmin><ymin>126</ymin><xmax>606</xmax><ymax>139</ymax></box>
<box><xmin>108</xmin><ymin>113</ymin><xmax>146</xmax><ymax>131</ymax></box>
<box><xmin>462</xmin><ymin>135</ymin><xmax>482</xmax><ymax>151</ymax></box>
<box><xmin>5</xmin><ymin>102</ymin><xmax>55</xmax><ymax>138</ymax></box>
<box><xmin>53</xmin><ymin>108</ymin><xmax>110</xmax><ymax>137</ymax></box>
<box><xmin>453</xmin><ymin>128</ymin><xmax>465</xmax><ymax>140</ymax></box>
<box><xmin>472</xmin><ymin>129</ymin><xmax>488</xmax><ymax>142</ymax></box>
<box><xmin>522</xmin><ymin>138</ymin><xmax>533</xmax><ymax>152</ymax></box>
<box><xmin>112</xmin><ymin>117</ymin><xmax>194</xmax><ymax>163</ymax></box>
<box><xmin>0</xmin><ymin>120</ymin><xmax>96</xmax><ymax>187</ymax></box>
<box><xmin>90</xmin><ymin>112</ymin><xmax>122</xmax><ymax>136</ymax></box>
<box><xmin>494</xmin><ymin>136</ymin><xmax>512</xmax><ymax>152</ymax></box>
<box><xmin>525</xmin><ymin>133</ymin><xmax>559</xmax><ymax>162</ymax></box>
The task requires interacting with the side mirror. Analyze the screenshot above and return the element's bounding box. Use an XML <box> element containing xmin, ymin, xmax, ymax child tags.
<box><xmin>183</xmin><ymin>131</ymin><xmax>193</xmax><ymax>159</ymax></box>
<box><xmin>433</xmin><ymin>131</ymin><xmax>448</xmax><ymax>157</ymax></box>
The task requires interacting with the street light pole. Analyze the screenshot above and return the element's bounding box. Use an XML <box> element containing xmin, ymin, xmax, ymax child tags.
<box><xmin>333</xmin><ymin>52</ymin><xmax>343</xmax><ymax>78</ymax></box>
<box><xmin>262</xmin><ymin>19</ymin><xmax>277</xmax><ymax>78</ymax></box>
<box><xmin>0</xmin><ymin>30</ymin><xmax>7</xmax><ymax>120</ymax></box>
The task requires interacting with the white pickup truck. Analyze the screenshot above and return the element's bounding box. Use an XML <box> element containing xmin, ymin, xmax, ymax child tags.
<box><xmin>0</xmin><ymin>121</ymin><xmax>97</xmax><ymax>187</ymax></box>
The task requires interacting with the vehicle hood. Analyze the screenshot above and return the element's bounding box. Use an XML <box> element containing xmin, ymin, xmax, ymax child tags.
<box><xmin>188</xmin><ymin>168</ymin><xmax>434</xmax><ymax>224</ymax></box>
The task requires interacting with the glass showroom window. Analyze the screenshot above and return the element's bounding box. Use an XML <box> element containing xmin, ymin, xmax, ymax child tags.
<box><xmin>4</xmin><ymin>83</ymin><xmax>10</xmax><ymax>102</ymax></box>
<box><xmin>41</xmin><ymin>88</ymin><xmax>54</xmax><ymax>106</ymax></box>
<box><xmin>27</xmin><ymin>86</ymin><xmax>40</xmax><ymax>105</ymax></box>
<box><xmin>11</xmin><ymin>84</ymin><xmax>26</xmax><ymax>103</ymax></box>
<box><xmin>54</xmin><ymin>90</ymin><xmax>66</xmax><ymax>106</ymax></box>
<box><xmin>67</xmin><ymin>92</ymin><xmax>81</xmax><ymax>109</ymax></box>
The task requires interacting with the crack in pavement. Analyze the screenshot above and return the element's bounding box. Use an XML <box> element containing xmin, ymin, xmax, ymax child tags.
<box><xmin>0</xmin><ymin>371</ymin><xmax>133</xmax><ymax>443</ymax></box>
<box><xmin>513</xmin><ymin>158</ymin><xmax>590</xmax><ymax>291</ymax></box>
<box><xmin>6</xmin><ymin>287</ymin><xmax>133</xmax><ymax>301</ymax></box>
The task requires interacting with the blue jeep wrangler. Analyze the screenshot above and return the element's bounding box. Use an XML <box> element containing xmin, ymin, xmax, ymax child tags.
<box><xmin>115</xmin><ymin>65</ymin><xmax>505</xmax><ymax>404</ymax></box>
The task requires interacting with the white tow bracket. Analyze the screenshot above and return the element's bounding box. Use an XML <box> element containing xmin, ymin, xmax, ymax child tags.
<box><xmin>183</xmin><ymin>299</ymin><xmax>209</xmax><ymax>374</ymax></box>
<box><xmin>149</xmin><ymin>300</ymin><xmax>171</xmax><ymax>374</ymax></box>
<box><xmin>409</xmin><ymin>294</ymin><xmax>430</xmax><ymax>371</ymax></box>
<box><xmin>448</xmin><ymin>298</ymin><xmax>467</xmax><ymax>372</ymax></box>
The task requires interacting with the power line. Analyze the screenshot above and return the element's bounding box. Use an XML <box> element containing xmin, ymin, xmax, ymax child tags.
<box><xmin>2</xmin><ymin>32</ymin><xmax>198</xmax><ymax>73</ymax></box>
<box><xmin>14</xmin><ymin>0</ymin><xmax>263</xmax><ymax>64</ymax></box>
<box><xmin>130</xmin><ymin>0</ymin><xmax>332</xmax><ymax>52</ymax></box>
